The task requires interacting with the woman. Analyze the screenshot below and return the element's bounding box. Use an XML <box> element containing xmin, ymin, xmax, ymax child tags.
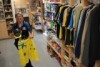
<box><xmin>12</xmin><ymin>13</ymin><xmax>33</xmax><ymax>67</ymax></box>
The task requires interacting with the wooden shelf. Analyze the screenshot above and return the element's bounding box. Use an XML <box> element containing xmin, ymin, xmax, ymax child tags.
<box><xmin>44</xmin><ymin>1</ymin><xmax>62</xmax><ymax>4</ymax></box>
<box><xmin>0</xmin><ymin>20</ymin><xmax>5</xmax><ymax>22</ymax></box>
<box><xmin>4</xmin><ymin>4</ymin><xmax>11</xmax><ymax>6</ymax></box>
<box><xmin>46</xmin><ymin>10</ymin><xmax>55</xmax><ymax>13</ymax></box>
<box><xmin>5</xmin><ymin>17</ymin><xmax>13</xmax><ymax>19</ymax></box>
<box><xmin>0</xmin><ymin>7</ymin><xmax>3</xmax><ymax>8</ymax></box>
<box><xmin>5</xmin><ymin>11</ymin><xmax>12</xmax><ymax>13</ymax></box>
<box><xmin>63</xmin><ymin>56</ymin><xmax>73</xmax><ymax>67</ymax></box>
<box><xmin>0</xmin><ymin>10</ymin><xmax>3</xmax><ymax>12</ymax></box>
<box><xmin>47</xmin><ymin>41</ymin><xmax>62</xmax><ymax>58</ymax></box>
<box><xmin>0</xmin><ymin>21</ymin><xmax>9</xmax><ymax>39</ymax></box>
<box><xmin>64</xmin><ymin>47</ymin><xmax>69</xmax><ymax>53</ymax></box>
<box><xmin>0</xmin><ymin>0</ymin><xmax>15</xmax><ymax>39</ymax></box>
<box><xmin>45</xmin><ymin>18</ymin><xmax>53</xmax><ymax>21</ymax></box>
<box><xmin>63</xmin><ymin>55</ymin><xmax>69</xmax><ymax>62</ymax></box>
<box><xmin>44</xmin><ymin>1</ymin><xmax>65</xmax><ymax>5</ymax></box>
<box><xmin>9</xmin><ymin>23</ymin><xmax>14</xmax><ymax>25</ymax></box>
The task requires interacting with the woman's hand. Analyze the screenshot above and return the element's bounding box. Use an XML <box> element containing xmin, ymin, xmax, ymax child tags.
<box><xmin>29</xmin><ymin>30</ymin><xmax>34</xmax><ymax>39</ymax></box>
<box><xmin>29</xmin><ymin>34</ymin><xmax>33</xmax><ymax>38</ymax></box>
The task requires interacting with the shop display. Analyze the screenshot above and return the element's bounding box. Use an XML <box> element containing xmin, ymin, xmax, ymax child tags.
<box><xmin>46</xmin><ymin>0</ymin><xmax>100</xmax><ymax>67</ymax></box>
<box><xmin>0</xmin><ymin>11</ymin><xmax>4</xmax><ymax>19</ymax></box>
<box><xmin>47</xmin><ymin>44</ymin><xmax>56</xmax><ymax>57</ymax></box>
<box><xmin>34</xmin><ymin>23</ymin><xmax>42</xmax><ymax>30</ymax></box>
<box><xmin>0</xmin><ymin>0</ymin><xmax>100</xmax><ymax>66</ymax></box>
<box><xmin>33</xmin><ymin>12</ymin><xmax>42</xmax><ymax>30</ymax></box>
<box><xmin>30</xmin><ymin>0</ymin><xmax>40</xmax><ymax>11</ymax></box>
<box><xmin>43</xmin><ymin>3</ymin><xmax>59</xmax><ymax>20</ymax></box>
<box><xmin>15</xmin><ymin>8</ymin><xmax>29</xmax><ymax>17</ymax></box>
<box><xmin>0</xmin><ymin>0</ymin><xmax>4</xmax><ymax>20</ymax></box>
<box><xmin>30</xmin><ymin>0</ymin><xmax>44</xmax><ymax>31</ymax></box>
<box><xmin>4</xmin><ymin>6</ymin><xmax>12</xmax><ymax>12</ymax></box>
<box><xmin>50</xmin><ymin>0</ymin><xmax>54</xmax><ymax>2</ymax></box>
<box><xmin>3</xmin><ymin>0</ymin><xmax>11</xmax><ymax>4</ymax></box>
<box><xmin>2</xmin><ymin>0</ymin><xmax>14</xmax><ymax>36</ymax></box>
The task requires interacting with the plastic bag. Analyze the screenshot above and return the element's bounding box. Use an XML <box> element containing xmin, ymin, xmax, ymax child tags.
<box><xmin>28</xmin><ymin>39</ymin><xmax>39</xmax><ymax>61</ymax></box>
<box><xmin>18</xmin><ymin>39</ymin><xmax>39</xmax><ymax>67</ymax></box>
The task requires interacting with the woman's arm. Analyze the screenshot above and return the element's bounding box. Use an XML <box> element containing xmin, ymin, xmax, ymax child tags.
<box><xmin>29</xmin><ymin>29</ymin><xmax>34</xmax><ymax>38</ymax></box>
<box><xmin>24</xmin><ymin>21</ymin><xmax>34</xmax><ymax>38</ymax></box>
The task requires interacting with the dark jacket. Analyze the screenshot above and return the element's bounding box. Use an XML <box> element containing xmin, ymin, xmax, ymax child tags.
<box><xmin>88</xmin><ymin>4</ymin><xmax>100</xmax><ymax>67</ymax></box>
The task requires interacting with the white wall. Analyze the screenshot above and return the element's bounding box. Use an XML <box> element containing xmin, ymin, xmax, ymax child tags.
<box><xmin>13</xmin><ymin>0</ymin><xmax>30</xmax><ymax>17</ymax></box>
<box><xmin>14</xmin><ymin>0</ymin><xmax>29</xmax><ymax>8</ymax></box>
<box><xmin>11</xmin><ymin>0</ymin><xmax>16</xmax><ymax>23</ymax></box>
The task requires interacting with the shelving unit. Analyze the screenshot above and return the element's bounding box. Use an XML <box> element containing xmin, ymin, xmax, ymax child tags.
<box><xmin>48</xmin><ymin>41</ymin><xmax>70</xmax><ymax>61</ymax></box>
<box><xmin>44</xmin><ymin>0</ymin><xmax>81</xmax><ymax>67</ymax></box>
<box><xmin>29</xmin><ymin>0</ymin><xmax>44</xmax><ymax>31</ymax></box>
<box><xmin>4</xmin><ymin>4</ymin><xmax>11</xmax><ymax>6</ymax></box>
<box><xmin>0</xmin><ymin>0</ymin><xmax>4</xmax><ymax>20</ymax></box>
<box><xmin>64</xmin><ymin>47</ymin><xmax>69</xmax><ymax>53</ymax></box>
<box><xmin>48</xmin><ymin>41</ymin><xmax>62</xmax><ymax>58</ymax></box>
<box><xmin>2</xmin><ymin>0</ymin><xmax>15</xmax><ymax>36</ymax></box>
<box><xmin>0</xmin><ymin>0</ymin><xmax>9</xmax><ymax>39</ymax></box>
<box><xmin>32</xmin><ymin>12</ymin><xmax>43</xmax><ymax>30</ymax></box>
<box><xmin>47</xmin><ymin>40</ymin><xmax>75</xmax><ymax>67</ymax></box>
<box><xmin>45</xmin><ymin>10</ymin><xmax>55</xmax><ymax>13</ymax></box>
<box><xmin>5</xmin><ymin>11</ymin><xmax>12</xmax><ymax>12</ymax></box>
<box><xmin>44</xmin><ymin>1</ymin><xmax>62</xmax><ymax>4</ymax></box>
<box><xmin>43</xmin><ymin>3</ymin><xmax>56</xmax><ymax>21</ymax></box>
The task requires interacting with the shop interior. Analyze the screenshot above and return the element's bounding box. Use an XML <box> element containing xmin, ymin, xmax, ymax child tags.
<box><xmin>0</xmin><ymin>0</ymin><xmax>100</xmax><ymax>67</ymax></box>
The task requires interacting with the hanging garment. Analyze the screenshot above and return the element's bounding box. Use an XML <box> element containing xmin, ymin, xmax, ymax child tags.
<box><xmin>54</xmin><ymin>5</ymin><xmax>61</xmax><ymax>22</ymax></box>
<box><xmin>18</xmin><ymin>39</ymin><xmax>39</xmax><ymax>67</ymax></box>
<box><xmin>65</xmin><ymin>7</ymin><xmax>73</xmax><ymax>27</ymax></box>
<box><xmin>70</xmin><ymin>30</ymin><xmax>74</xmax><ymax>45</ymax></box>
<box><xmin>55</xmin><ymin>6</ymin><xmax>68</xmax><ymax>39</ymax></box>
<box><xmin>62</xmin><ymin>7</ymin><xmax>72</xmax><ymax>27</ymax></box>
<box><xmin>80</xmin><ymin>4</ymin><xmax>100</xmax><ymax>67</ymax></box>
<box><xmin>62</xmin><ymin>7</ymin><xmax>70</xmax><ymax>27</ymax></box>
<box><xmin>73</xmin><ymin>4</ymin><xmax>83</xmax><ymax>29</ymax></box>
<box><xmin>59</xmin><ymin>26</ymin><xmax>63</xmax><ymax>39</ymax></box>
<box><xmin>65</xmin><ymin>7</ymin><xmax>75</xmax><ymax>45</ymax></box>
<box><xmin>59</xmin><ymin>7</ymin><xmax>72</xmax><ymax>40</ymax></box>
<box><xmin>65</xmin><ymin>29</ymin><xmax>73</xmax><ymax>45</ymax></box>
<box><xmin>80</xmin><ymin>6</ymin><xmax>96</xmax><ymax>66</ymax></box>
<box><xmin>58</xmin><ymin>6</ymin><xmax>68</xmax><ymax>26</ymax></box>
<box><xmin>56</xmin><ymin>23</ymin><xmax>60</xmax><ymax>38</ymax></box>
<box><xmin>54</xmin><ymin>6</ymin><xmax>62</xmax><ymax>38</ymax></box>
<box><xmin>56</xmin><ymin>5</ymin><xmax>68</xmax><ymax>39</ymax></box>
<box><xmin>75</xmin><ymin>4</ymin><xmax>94</xmax><ymax>58</ymax></box>
<box><xmin>65</xmin><ymin>29</ymin><xmax>70</xmax><ymax>45</ymax></box>
<box><xmin>62</xmin><ymin>27</ymin><xmax>66</xmax><ymax>40</ymax></box>
<box><xmin>67</xmin><ymin>5</ymin><xmax>78</xmax><ymax>29</ymax></box>
<box><xmin>68</xmin><ymin>9</ymin><xmax>74</xmax><ymax>29</ymax></box>
<box><xmin>56</xmin><ymin>6</ymin><xmax>68</xmax><ymax>24</ymax></box>
<box><xmin>58</xmin><ymin>6</ymin><xmax>67</xmax><ymax>39</ymax></box>
<box><xmin>88</xmin><ymin>4</ymin><xmax>100</xmax><ymax>67</ymax></box>
<box><xmin>64</xmin><ymin>7</ymin><xmax>75</xmax><ymax>46</ymax></box>
<box><xmin>65</xmin><ymin>29</ymin><xmax>74</xmax><ymax>45</ymax></box>
<box><xmin>72</xmin><ymin>4</ymin><xmax>83</xmax><ymax>45</ymax></box>
<box><xmin>58</xmin><ymin>26</ymin><xmax>66</xmax><ymax>40</ymax></box>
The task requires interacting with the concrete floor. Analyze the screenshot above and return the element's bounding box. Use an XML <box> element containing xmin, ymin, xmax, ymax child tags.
<box><xmin>0</xmin><ymin>30</ymin><xmax>61</xmax><ymax>67</ymax></box>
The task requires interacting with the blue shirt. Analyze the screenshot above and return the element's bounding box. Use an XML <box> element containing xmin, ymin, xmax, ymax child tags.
<box><xmin>12</xmin><ymin>21</ymin><xmax>32</xmax><ymax>39</ymax></box>
<box><xmin>12</xmin><ymin>21</ymin><xmax>32</xmax><ymax>32</ymax></box>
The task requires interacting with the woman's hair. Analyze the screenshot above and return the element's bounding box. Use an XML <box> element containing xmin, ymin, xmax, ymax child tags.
<box><xmin>15</xmin><ymin>13</ymin><xmax>23</xmax><ymax>18</ymax></box>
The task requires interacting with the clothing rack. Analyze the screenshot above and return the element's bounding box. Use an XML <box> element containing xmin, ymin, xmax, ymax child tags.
<box><xmin>60</xmin><ymin>0</ymin><xmax>99</xmax><ymax>67</ymax></box>
<box><xmin>61</xmin><ymin>0</ymin><xmax>77</xmax><ymax>67</ymax></box>
<box><xmin>46</xmin><ymin>0</ymin><xmax>100</xmax><ymax>67</ymax></box>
